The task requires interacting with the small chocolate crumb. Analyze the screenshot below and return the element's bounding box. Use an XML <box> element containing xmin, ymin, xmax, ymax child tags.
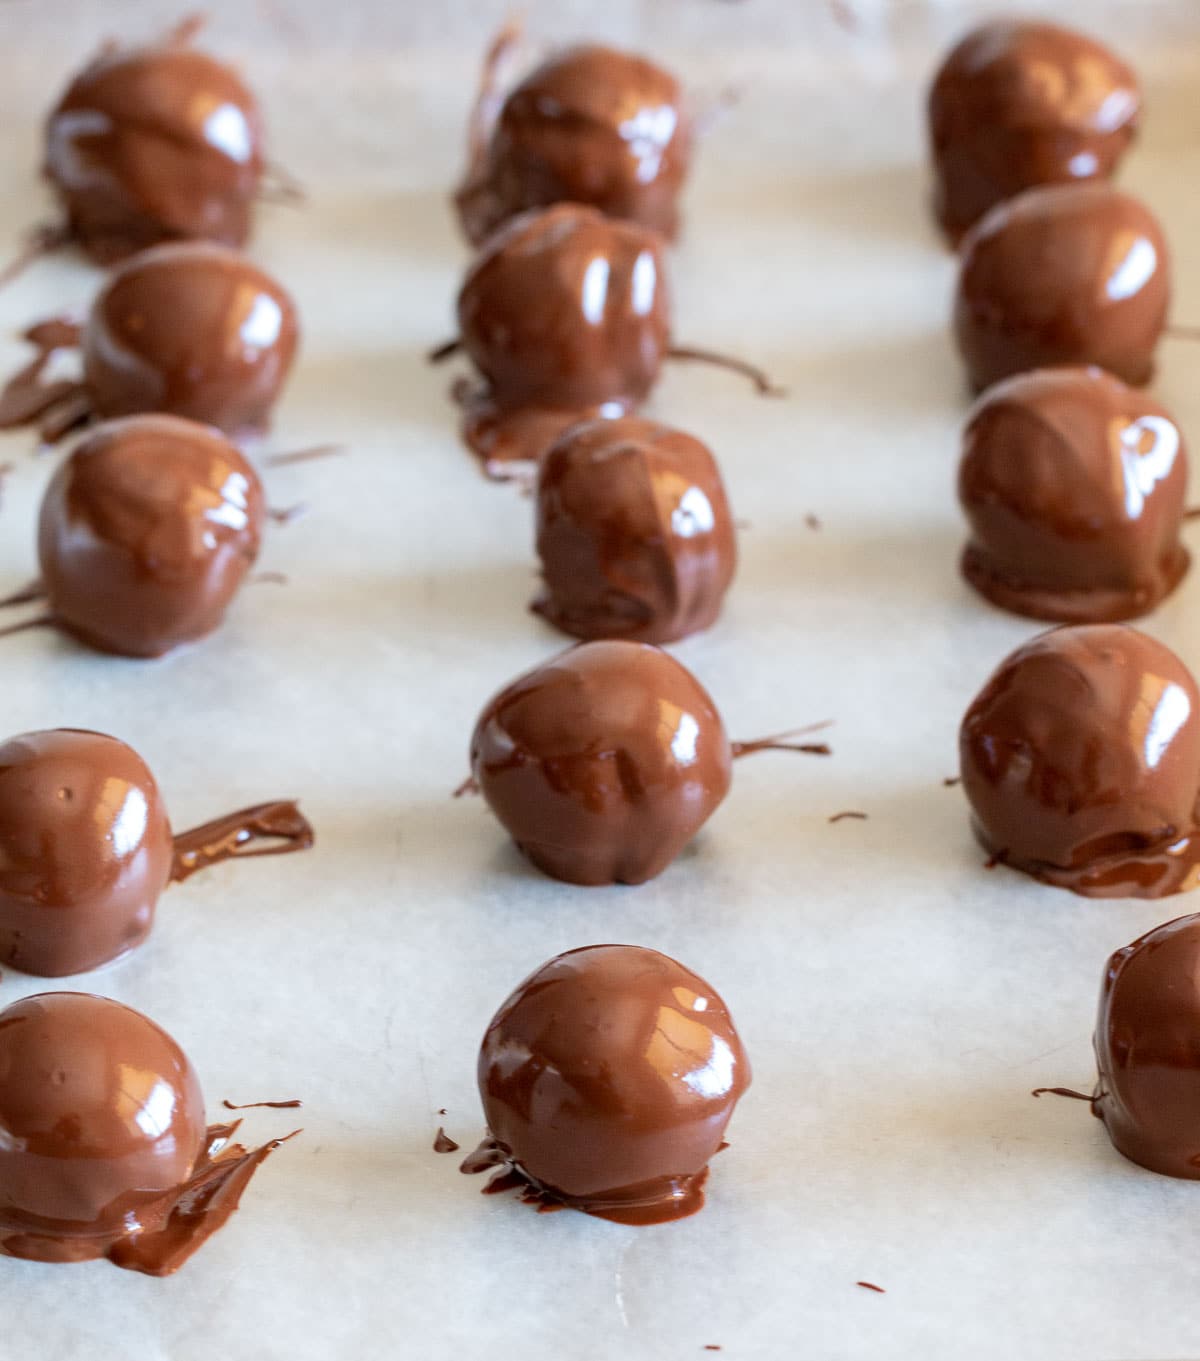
<box><xmin>829</xmin><ymin>810</ymin><xmax>867</xmax><ymax>824</ymax></box>
<box><xmin>856</xmin><ymin>1281</ymin><xmax>885</xmax><ymax>1294</ymax></box>
<box><xmin>434</xmin><ymin>1127</ymin><xmax>461</xmax><ymax>1153</ymax></box>
<box><xmin>223</xmin><ymin>1098</ymin><xmax>303</xmax><ymax>1110</ymax></box>
<box><xmin>943</xmin><ymin>776</ymin><xmax>961</xmax><ymax>787</ymax></box>
<box><xmin>267</xmin><ymin>501</ymin><xmax>309</xmax><ymax>525</ymax></box>
<box><xmin>804</xmin><ymin>513</ymin><xmax>821</xmax><ymax>530</ymax></box>
<box><xmin>438</xmin><ymin>1107</ymin><xmax>447</xmax><ymax>1116</ymax></box>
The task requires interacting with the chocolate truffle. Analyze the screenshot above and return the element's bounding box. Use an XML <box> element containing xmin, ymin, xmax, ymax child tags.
<box><xmin>465</xmin><ymin>944</ymin><xmax>750</xmax><ymax>1224</ymax></box>
<box><xmin>929</xmin><ymin>20</ymin><xmax>1140</xmax><ymax>243</ymax></box>
<box><xmin>1094</xmin><ymin>914</ymin><xmax>1200</xmax><ymax>1177</ymax></box>
<box><xmin>457</xmin><ymin>42</ymin><xmax>691</xmax><ymax>247</ymax></box>
<box><xmin>36</xmin><ymin>415</ymin><xmax>264</xmax><ymax>658</ymax></box>
<box><xmin>470</xmin><ymin>640</ymin><xmax>732</xmax><ymax>884</ymax></box>
<box><xmin>533</xmin><ymin>417</ymin><xmax>737</xmax><ymax>643</ymax></box>
<box><xmin>954</xmin><ymin>184</ymin><xmax>1169</xmax><ymax>392</ymax></box>
<box><xmin>0</xmin><ymin>728</ymin><xmax>313</xmax><ymax>977</ymax></box>
<box><xmin>958</xmin><ymin>367</ymin><xmax>1189</xmax><ymax>622</ymax></box>
<box><xmin>44</xmin><ymin>20</ymin><xmax>265</xmax><ymax>263</ymax></box>
<box><xmin>452</xmin><ymin>204</ymin><xmax>670</xmax><ymax>469</ymax></box>
<box><xmin>0</xmin><ymin>242</ymin><xmax>299</xmax><ymax>443</ymax></box>
<box><xmin>959</xmin><ymin>625</ymin><xmax>1200</xmax><ymax>897</ymax></box>
<box><xmin>0</xmin><ymin>991</ymin><xmax>286</xmax><ymax>1273</ymax></box>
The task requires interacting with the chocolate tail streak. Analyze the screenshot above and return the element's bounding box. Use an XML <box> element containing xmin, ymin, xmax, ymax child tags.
<box><xmin>222</xmin><ymin>1098</ymin><xmax>303</xmax><ymax>1110</ymax></box>
<box><xmin>1031</xmin><ymin>1086</ymin><xmax>1098</xmax><ymax>1104</ymax></box>
<box><xmin>463</xmin><ymin>18</ymin><xmax>526</xmax><ymax>171</ymax></box>
<box><xmin>731</xmin><ymin>721</ymin><xmax>834</xmax><ymax>759</ymax></box>
<box><xmin>163</xmin><ymin>12</ymin><xmax>207</xmax><ymax>47</ymax></box>
<box><xmin>263</xmin><ymin>443</ymin><xmax>345</xmax><ymax>468</ymax></box>
<box><xmin>427</xmin><ymin>338</ymin><xmax>463</xmax><ymax>365</ymax></box>
<box><xmin>453</xmin><ymin>775</ymin><xmax>480</xmax><ymax>798</ymax></box>
<box><xmin>0</xmin><ymin>317</ymin><xmax>90</xmax><ymax>442</ymax></box>
<box><xmin>169</xmin><ymin>800</ymin><xmax>315</xmax><ymax>884</ymax></box>
<box><xmin>258</xmin><ymin>161</ymin><xmax>307</xmax><ymax>207</ymax></box>
<box><xmin>0</xmin><ymin>223</ymin><xmax>72</xmax><ymax>291</ymax></box>
<box><xmin>666</xmin><ymin>345</ymin><xmax>785</xmax><ymax>397</ymax></box>
<box><xmin>0</xmin><ymin>580</ymin><xmax>46</xmax><ymax>609</ymax></box>
<box><xmin>106</xmin><ymin>1120</ymin><xmax>297</xmax><ymax>1278</ymax></box>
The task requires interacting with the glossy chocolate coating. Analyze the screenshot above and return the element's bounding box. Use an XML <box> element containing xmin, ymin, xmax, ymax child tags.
<box><xmin>954</xmin><ymin>185</ymin><xmax>1169</xmax><ymax>392</ymax></box>
<box><xmin>958</xmin><ymin>368</ymin><xmax>1189</xmax><ymax>622</ymax></box>
<box><xmin>1094</xmin><ymin>914</ymin><xmax>1200</xmax><ymax>1177</ymax></box>
<box><xmin>959</xmin><ymin>625</ymin><xmax>1200</xmax><ymax>897</ymax></box>
<box><xmin>470</xmin><ymin>640</ymin><xmax>731</xmax><ymax>884</ymax></box>
<box><xmin>83</xmin><ymin>242</ymin><xmax>298</xmax><ymax>438</ymax></box>
<box><xmin>534</xmin><ymin>417</ymin><xmax>736</xmax><ymax>643</ymax></box>
<box><xmin>458</xmin><ymin>44</ymin><xmax>691</xmax><ymax>246</ymax></box>
<box><xmin>0</xmin><ymin>730</ymin><xmax>173</xmax><ymax>977</ymax></box>
<box><xmin>455</xmin><ymin>203</ymin><xmax>670</xmax><ymax>466</ymax></box>
<box><xmin>0</xmin><ymin>991</ymin><xmax>283</xmax><ymax>1274</ymax></box>
<box><xmin>929</xmin><ymin>20</ymin><xmax>1140</xmax><ymax>243</ymax></box>
<box><xmin>39</xmin><ymin>416</ymin><xmax>265</xmax><ymax>658</ymax></box>
<box><xmin>45</xmin><ymin>30</ymin><xmax>265</xmax><ymax>263</ymax></box>
<box><xmin>477</xmin><ymin>944</ymin><xmax>750</xmax><ymax>1224</ymax></box>
<box><xmin>0</xmin><ymin>993</ymin><xmax>203</xmax><ymax>1256</ymax></box>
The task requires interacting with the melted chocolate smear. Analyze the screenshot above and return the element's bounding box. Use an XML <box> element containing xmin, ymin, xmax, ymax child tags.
<box><xmin>103</xmin><ymin>1119</ymin><xmax>292</xmax><ymax>1278</ymax></box>
<box><xmin>856</xmin><ymin>1281</ymin><xmax>885</xmax><ymax>1294</ymax></box>
<box><xmin>731</xmin><ymin>721</ymin><xmax>833</xmax><ymax>759</ymax></box>
<box><xmin>0</xmin><ymin>223</ymin><xmax>72</xmax><ymax>291</ymax></box>
<box><xmin>169</xmin><ymin>800</ymin><xmax>314</xmax><ymax>884</ymax></box>
<box><xmin>805</xmin><ymin>513</ymin><xmax>821</xmax><ymax>530</ymax></box>
<box><xmin>666</xmin><ymin>345</ymin><xmax>784</xmax><ymax>397</ymax></box>
<box><xmin>434</xmin><ymin>1127</ymin><xmax>461</xmax><ymax>1153</ymax></box>
<box><xmin>460</xmin><ymin>1135</ymin><xmax>713</xmax><ymax>1226</ymax></box>
<box><xmin>943</xmin><ymin>776</ymin><xmax>962</xmax><ymax>787</ymax></box>
<box><xmin>829</xmin><ymin>810</ymin><xmax>868</xmax><ymax>823</ymax></box>
<box><xmin>267</xmin><ymin>502</ymin><xmax>309</xmax><ymax>525</ymax></box>
<box><xmin>223</xmin><ymin>1098</ymin><xmax>303</xmax><ymax>1110</ymax></box>
<box><xmin>250</xmin><ymin>571</ymin><xmax>289</xmax><ymax>586</ymax></box>
<box><xmin>454</xmin><ymin>775</ymin><xmax>480</xmax><ymax>799</ymax></box>
<box><xmin>1031</xmin><ymin>1087</ymin><xmax>1096</xmax><ymax>1103</ymax></box>
<box><xmin>0</xmin><ymin>318</ymin><xmax>88</xmax><ymax>441</ymax></box>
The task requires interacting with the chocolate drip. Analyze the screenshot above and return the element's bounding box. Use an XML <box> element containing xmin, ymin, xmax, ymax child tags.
<box><xmin>223</xmin><ymin>1098</ymin><xmax>303</xmax><ymax>1111</ymax></box>
<box><xmin>0</xmin><ymin>581</ymin><xmax>46</xmax><ymax>609</ymax></box>
<box><xmin>0</xmin><ymin>319</ymin><xmax>86</xmax><ymax>438</ymax></box>
<box><xmin>666</xmin><ymin>345</ymin><xmax>784</xmax><ymax>397</ymax></box>
<box><xmin>170</xmin><ymin>800</ymin><xmax>314</xmax><ymax>884</ymax></box>
<box><xmin>731</xmin><ymin>723</ymin><xmax>833</xmax><ymax>758</ymax></box>
<box><xmin>106</xmin><ymin>1123</ymin><xmax>293</xmax><ymax>1277</ymax></box>
<box><xmin>433</xmin><ymin>1128</ymin><xmax>461</xmax><ymax>1154</ymax></box>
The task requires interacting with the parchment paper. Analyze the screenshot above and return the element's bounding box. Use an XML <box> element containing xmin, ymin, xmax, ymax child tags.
<box><xmin>0</xmin><ymin>2</ymin><xmax>1198</xmax><ymax>1357</ymax></box>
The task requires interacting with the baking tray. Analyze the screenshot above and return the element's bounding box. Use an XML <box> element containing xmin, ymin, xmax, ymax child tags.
<box><xmin>0</xmin><ymin>1</ymin><xmax>1199</xmax><ymax>1357</ymax></box>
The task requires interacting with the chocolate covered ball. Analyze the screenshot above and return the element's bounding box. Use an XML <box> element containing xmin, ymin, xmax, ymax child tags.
<box><xmin>533</xmin><ymin>417</ymin><xmax>736</xmax><ymax>643</ymax></box>
<box><xmin>83</xmin><ymin>242</ymin><xmax>299</xmax><ymax>437</ymax></box>
<box><xmin>458</xmin><ymin>44</ymin><xmax>691</xmax><ymax>246</ymax></box>
<box><xmin>959</xmin><ymin>625</ymin><xmax>1200</xmax><ymax>897</ymax></box>
<box><xmin>39</xmin><ymin>415</ymin><xmax>265</xmax><ymax>658</ymax></box>
<box><xmin>958</xmin><ymin>368</ymin><xmax>1189</xmax><ymax>622</ymax></box>
<box><xmin>44</xmin><ymin>24</ymin><xmax>265</xmax><ymax>263</ymax></box>
<box><xmin>0</xmin><ymin>993</ymin><xmax>203</xmax><ymax>1260</ymax></box>
<box><xmin>476</xmin><ymin>944</ymin><xmax>750</xmax><ymax>1223</ymax></box>
<box><xmin>1094</xmin><ymin>914</ymin><xmax>1200</xmax><ymax>1177</ymax></box>
<box><xmin>0</xmin><ymin>991</ymin><xmax>284</xmax><ymax>1274</ymax></box>
<box><xmin>954</xmin><ymin>185</ymin><xmax>1169</xmax><ymax>392</ymax></box>
<box><xmin>929</xmin><ymin>20</ymin><xmax>1140</xmax><ymax>243</ymax></box>
<box><xmin>0</xmin><ymin>730</ymin><xmax>173</xmax><ymax>976</ymax></box>
<box><xmin>455</xmin><ymin>203</ymin><xmax>670</xmax><ymax>467</ymax></box>
<box><xmin>470</xmin><ymin>640</ymin><xmax>732</xmax><ymax>884</ymax></box>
